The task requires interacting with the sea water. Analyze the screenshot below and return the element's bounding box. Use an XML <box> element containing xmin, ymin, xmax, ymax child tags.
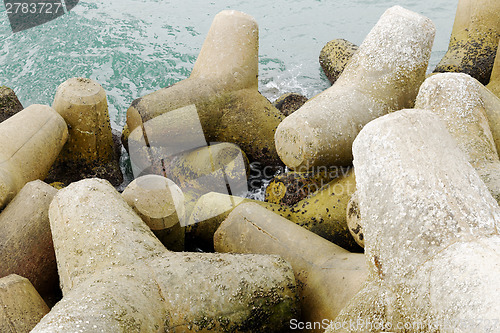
<box><xmin>1</xmin><ymin>0</ymin><xmax>457</xmax><ymax>130</ymax></box>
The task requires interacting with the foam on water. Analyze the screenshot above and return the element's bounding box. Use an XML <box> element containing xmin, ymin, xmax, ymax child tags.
<box><xmin>244</xmin><ymin>178</ymin><xmax>271</xmax><ymax>201</ymax></box>
<box><xmin>260</xmin><ymin>64</ymin><xmax>329</xmax><ymax>101</ymax></box>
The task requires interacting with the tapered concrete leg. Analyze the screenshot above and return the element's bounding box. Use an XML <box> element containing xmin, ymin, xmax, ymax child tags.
<box><xmin>215</xmin><ymin>203</ymin><xmax>367</xmax><ymax>333</ymax></box>
<box><xmin>0</xmin><ymin>274</ymin><xmax>49</xmax><ymax>333</ymax></box>
<box><xmin>434</xmin><ymin>0</ymin><xmax>500</xmax><ymax>85</ymax></box>
<box><xmin>49</xmin><ymin>77</ymin><xmax>122</xmax><ymax>185</ymax></box>
<box><xmin>0</xmin><ymin>104</ymin><xmax>67</xmax><ymax>209</ymax></box>
<box><xmin>122</xmin><ymin>175</ymin><xmax>185</xmax><ymax>251</ymax></box>
<box><xmin>0</xmin><ymin>180</ymin><xmax>59</xmax><ymax>303</ymax></box>
<box><xmin>275</xmin><ymin>6</ymin><xmax>435</xmax><ymax>169</ymax></box>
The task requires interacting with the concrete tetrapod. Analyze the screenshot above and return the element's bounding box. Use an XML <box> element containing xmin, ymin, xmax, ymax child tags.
<box><xmin>274</xmin><ymin>6</ymin><xmax>435</xmax><ymax>169</ymax></box>
<box><xmin>0</xmin><ymin>274</ymin><xmax>50</xmax><ymax>333</ymax></box>
<box><xmin>0</xmin><ymin>104</ymin><xmax>68</xmax><ymax>209</ymax></box>
<box><xmin>415</xmin><ymin>73</ymin><xmax>500</xmax><ymax>202</ymax></box>
<box><xmin>48</xmin><ymin>77</ymin><xmax>122</xmax><ymax>186</ymax></box>
<box><xmin>125</xmin><ymin>10</ymin><xmax>284</xmax><ymax>167</ymax></box>
<box><xmin>0</xmin><ymin>180</ymin><xmax>59</xmax><ymax>304</ymax></box>
<box><xmin>487</xmin><ymin>40</ymin><xmax>500</xmax><ymax>98</ymax></box>
<box><xmin>187</xmin><ymin>169</ymin><xmax>360</xmax><ymax>252</ymax></box>
<box><xmin>326</xmin><ymin>109</ymin><xmax>500</xmax><ymax>333</ymax></box>
<box><xmin>31</xmin><ymin>178</ymin><xmax>298</xmax><ymax>332</ymax></box>
<box><xmin>434</xmin><ymin>0</ymin><xmax>500</xmax><ymax>85</ymax></box>
<box><xmin>215</xmin><ymin>203</ymin><xmax>368</xmax><ymax>333</ymax></box>
<box><xmin>122</xmin><ymin>175</ymin><xmax>185</xmax><ymax>251</ymax></box>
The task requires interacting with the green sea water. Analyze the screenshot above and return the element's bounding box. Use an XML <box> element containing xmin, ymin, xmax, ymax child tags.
<box><xmin>1</xmin><ymin>0</ymin><xmax>457</xmax><ymax>131</ymax></box>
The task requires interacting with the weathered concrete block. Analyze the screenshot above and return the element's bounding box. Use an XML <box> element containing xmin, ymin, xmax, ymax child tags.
<box><xmin>122</xmin><ymin>175</ymin><xmax>185</xmax><ymax>251</ymax></box>
<box><xmin>125</xmin><ymin>10</ymin><xmax>285</xmax><ymax>167</ymax></box>
<box><xmin>487</xmin><ymin>40</ymin><xmax>500</xmax><ymax>98</ymax></box>
<box><xmin>47</xmin><ymin>77</ymin><xmax>123</xmax><ymax>186</ymax></box>
<box><xmin>415</xmin><ymin>72</ymin><xmax>500</xmax><ymax>202</ymax></box>
<box><xmin>0</xmin><ymin>86</ymin><xmax>23</xmax><ymax>123</ymax></box>
<box><xmin>122</xmin><ymin>175</ymin><xmax>185</xmax><ymax>230</ymax></box>
<box><xmin>0</xmin><ymin>274</ymin><xmax>49</xmax><ymax>333</ymax></box>
<box><xmin>0</xmin><ymin>104</ymin><xmax>68</xmax><ymax>209</ymax></box>
<box><xmin>188</xmin><ymin>169</ymin><xmax>360</xmax><ymax>252</ymax></box>
<box><xmin>32</xmin><ymin>179</ymin><xmax>298</xmax><ymax>332</ymax></box>
<box><xmin>215</xmin><ymin>203</ymin><xmax>368</xmax><ymax>332</ymax></box>
<box><xmin>319</xmin><ymin>39</ymin><xmax>358</xmax><ymax>84</ymax></box>
<box><xmin>326</xmin><ymin>109</ymin><xmax>500</xmax><ymax>332</ymax></box>
<box><xmin>434</xmin><ymin>0</ymin><xmax>500</xmax><ymax>85</ymax></box>
<box><xmin>275</xmin><ymin>6</ymin><xmax>435</xmax><ymax>169</ymax></box>
<box><xmin>0</xmin><ymin>180</ymin><xmax>59</xmax><ymax>302</ymax></box>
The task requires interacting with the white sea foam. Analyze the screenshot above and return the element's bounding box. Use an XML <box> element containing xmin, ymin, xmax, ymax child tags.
<box><xmin>259</xmin><ymin>64</ymin><xmax>329</xmax><ymax>102</ymax></box>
